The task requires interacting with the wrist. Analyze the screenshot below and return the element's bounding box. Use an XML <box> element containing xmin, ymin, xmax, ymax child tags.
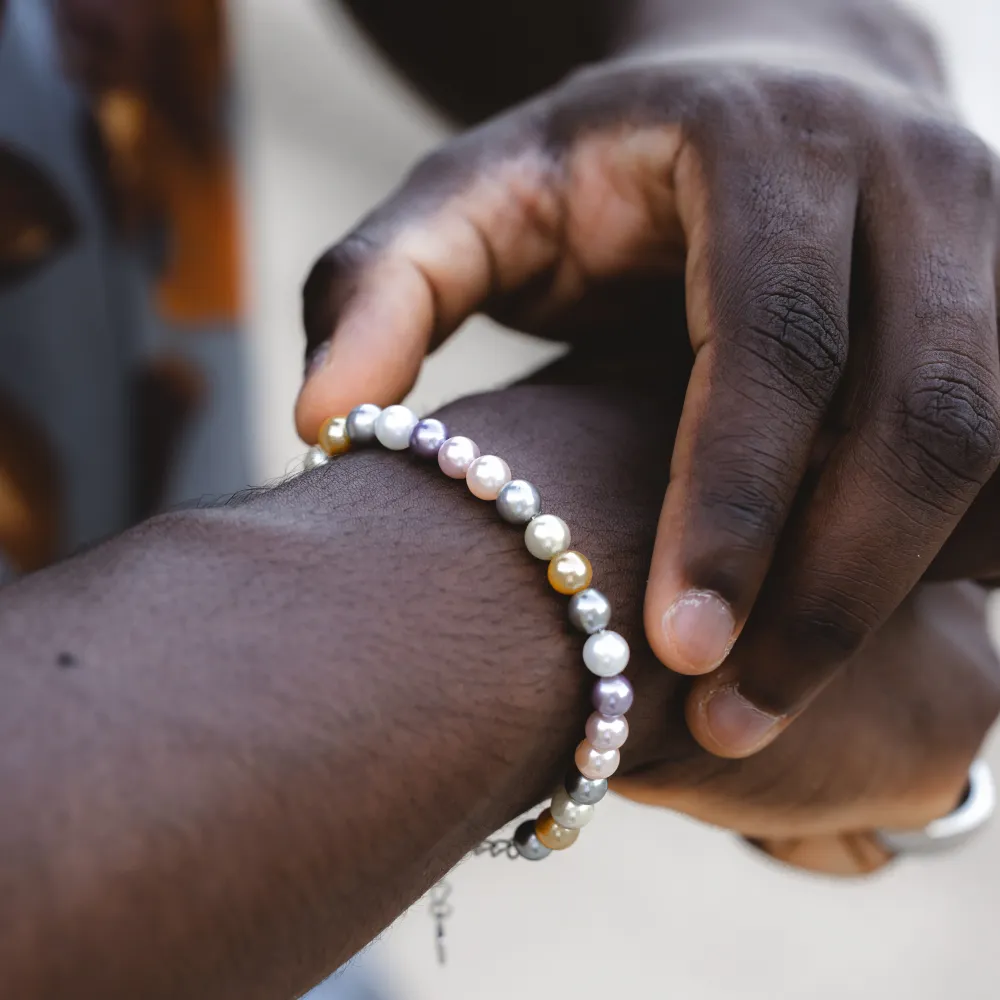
<box><xmin>607</xmin><ymin>0</ymin><xmax>947</xmax><ymax>97</ymax></box>
<box><xmin>253</xmin><ymin>425</ymin><xmax>609</xmax><ymax>826</ymax></box>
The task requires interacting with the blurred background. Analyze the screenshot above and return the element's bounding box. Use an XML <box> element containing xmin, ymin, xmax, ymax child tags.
<box><xmin>232</xmin><ymin>3</ymin><xmax>1000</xmax><ymax>999</ymax></box>
<box><xmin>1</xmin><ymin>0</ymin><xmax>999</xmax><ymax>996</ymax></box>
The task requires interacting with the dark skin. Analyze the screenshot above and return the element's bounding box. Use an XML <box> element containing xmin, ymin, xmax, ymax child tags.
<box><xmin>297</xmin><ymin>0</ymin><xmax>1000</xmax><ymax>760</ymax></box>
<box><xmin>0</xmin><ymin>377</ymin><xmax>997</xmax><ymax>999</ymax></box>
<box><xmin>5</xmin><ymin>5</ymin><xmax>994</xmax><ymax>992</ymax></box>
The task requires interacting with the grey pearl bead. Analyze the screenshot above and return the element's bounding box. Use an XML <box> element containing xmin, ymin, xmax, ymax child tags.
<box><xmin>568</xmin><ymin>588</ymin><xmax>612</xmax><ymax>634</ymax></box>
<box><xmin>409</xmin><ymin>418</ymin><xmax>448</xmax><ymax>459</ymax></box>
<box><xmin>565</xmin><ymin>771</ymin><xmax>609</xmax><ymax>806</ymax></box>
<box><xmin>495</xmin><ymin>480</ymin><xmax>541</xmax><ymax>524</ymax></box>
<box><xmin>345</xmin><ymin>403</ymin><xmax>382</xmax><ymax>446</ymax></box>
<box><xmin>303</xmin><ymin>446</ymin><xmax>329</xmax><ymax>471</ymax></box>
<box><xmin>513</xmin><ymin>819</ymin><xmax>552</xmax><ymax>861</ymax></box>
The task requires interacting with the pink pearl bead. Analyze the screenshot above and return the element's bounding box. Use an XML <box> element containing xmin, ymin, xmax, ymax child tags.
<box><xmin>575</xmin><ymin>740</ymin><xmax>620</xmax><ymax>780</ymax></box>
<box><xmin>585</xmin><ymin>712</ymin><xmax>629</xmax><ymax>751</ymax></box>
<box><xmin>437</xmin><ymin>436</ymin><xmax>480</xmax><ymax>479</ymax></box>
<box><xmin>466</xmin><ymin>455</ymin><xmax>511</xmax><ymax>500</ymax></box>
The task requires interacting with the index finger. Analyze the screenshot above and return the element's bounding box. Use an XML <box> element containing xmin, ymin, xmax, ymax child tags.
<box><xmin>295</xmin><ymin>135</ymin><xmax>564</xmax><ymax>440</ymax></box>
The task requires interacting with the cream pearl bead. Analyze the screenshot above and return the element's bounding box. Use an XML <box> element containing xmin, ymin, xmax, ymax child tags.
<box><xmin>582</xmin><ymin>630</ymin><xmax>630</xmax><ymax>677</ymax></box>
<box><xmin>550</xmin><ymin>787</ymin><xmax>595</xmax><ymax>830</ymax></box>
<box><xmin>575</xmin><ymin>740</ymin><xmax>621</xmax><ymax>780</ymax></box>
<box><xmin>466</xmin><ymin>455</ymin><xmax>511</xmax><ymax>500</ymax></box>
<box><xmin>524</xmin><ymin>514</ymin><xmax>570</xmax><ymax>560</ymax></box>
<box><xmin>374</xmin><ymin>405</ymin><xmax>419</xmax><ymax>450</ymax></box>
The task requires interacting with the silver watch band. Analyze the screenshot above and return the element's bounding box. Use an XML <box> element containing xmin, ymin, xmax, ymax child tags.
<box><xmin>875</xmin><ymin>759</ymin><xmax>995</xmax><ymax>856</ymax></box>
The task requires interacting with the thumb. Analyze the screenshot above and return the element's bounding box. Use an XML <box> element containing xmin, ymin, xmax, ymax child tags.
<box><xmin>295</xmin><ymin>142</ymin><xmax>562</xmax><ymax>442</ymax></box>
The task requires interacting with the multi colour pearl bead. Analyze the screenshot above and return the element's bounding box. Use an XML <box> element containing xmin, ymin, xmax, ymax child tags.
<box><xmin>550</xmin><ymin>787</ymin><xmax>595</xmax><ymax>830</ymax></box>
<box><xmin>303</xmin><ymin>445</ymin><xmax>329</xmax><ymax>471</ymax></box>
<box><xmin>568</xmin><ymin>588</ymin><xmax>611</xmax><ymax>634</ymax></box>
<box><xmin>318</xmin><ymin>415</ymin><xmax>351</xmax><ymax>457</ymax></box>
<box><xmin>374</xmin><ymin>405</ymin><xmax>419</xmax><ymax>450</ymax></box>
<box><xmin>345</xmin><ymin>403</ymin><xmax>382</xmax><ymax>445</ymax></box>
<box><xmin>592</xmin><ymin>675</ymin><xmax>634</xmax><ymax>716</ymax></box>
<box><xmin>548</xmin><ymin>550</ymin><xmax>593</xmax><ymax>595</ymax></box>
<box><xmin>466</xmin><ymin>455</ymin><xmax>511</xmax><ymax>500</ymax></box>
<box><xmin>495</xmin><ymin>480</ymin><xmax>541</xmax><ymax>524</ymax></box>
<box><xmin>524</xmin><ymin>514</ymin><xmax>570</xmax><ymax>560</ymax></box>
<box><xmin>575</xmin><ymin>741</ymin><xmax>621</xmax><ymax>780</ymax></box>
<box><xmin>585</xmin><ymin>712</ymin><xmax>629</xmax><ymax>751</ymax></box>
<box><xmin>410</xmin><ymin>418</ymin><xmax>448</xmax><ymax>459</ymax></box>
<box><xmin>438</xmin><ymin>436</ymin><xmax>480</xmax><ymax>479</ymax></box>
<box><xmin>513</xmin><ymin>819</ymin><xmax>552</xmax><ymax>861</ymax></box>
<box><xmin>565</xmin><ymin>771</ymin><xmax>609</xmax><ymax>805</ymax></box>
<box><xmin>534</xmin><ymin>809</ymin><xmax>580</xmax><ymax>851</ymax></box>
<box><xmin>582</xmin><ymin>630</ymin><xmax>630</xmax><ymax>677</ymax></box>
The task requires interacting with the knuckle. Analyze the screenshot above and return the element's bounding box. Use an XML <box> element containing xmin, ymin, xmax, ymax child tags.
<box><xmin>685</xmin><ymin>68</ymin><xmax>859</xmax><ymax>162</ymax></box>
<box><xmin>903</xmin><ymin>116</ymin><xmax>997</xmax><ymax>200</ymax></box>
<box><xmin>758</xmin><ymin>68</ymin><xmax>856</xmax><ymax>123</ymax></box>
<box><xmin>737</xmin><ymin>275</ymin><xmax>849</xmax><ymax>409</ymax></box>
<box><xmin>896</xmin><ymin>359</ymin><xmax>1000</xmax><ymax>494</ymax></box>
<box><xmin>313</xmin><ymin>230</ymin><xmax>381</xmax><ymax>279</ymax></box>
<box><xmin>302</xmin><ymin>230</ymin><xmax>380</xmax><ymax>339</ymax></box>
<box><xmin>406</xmin><ymin>141</ymin><xmax>468</xmax><ymax>187</ymax></box>
<box><xmin>699</xmin><ymin>465</ymin><xmax>789</xmax><ymax>548</ymax></box>
<box><xmin>685</xmin><ymin>446</ymin><xmax>798</xmax><ymax>595</ymax></box>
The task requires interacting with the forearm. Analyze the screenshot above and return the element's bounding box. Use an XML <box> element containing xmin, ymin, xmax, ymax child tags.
<box><xmin>0</xmin><ymin>385</ymin><xmax>670</xmax><ymax>999</ymax></box>
<box><xmin>339</xmin><ymin>0</ymin><xmax>944</xmax><ymax>124</ymax></box>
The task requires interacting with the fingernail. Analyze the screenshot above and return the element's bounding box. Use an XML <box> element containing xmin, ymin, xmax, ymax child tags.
<box><xmin>661</xmin><ymin>590</ymin><xmax>735</xmax><ymax>673</ymax></box>
<box><xmin>704</xmin><ymin>686</ymin><xmax>781</xmax><ymax>756</ymax></box>
<box><xmin>303</xmin><ymin>342</ymin><xmax>330</xmax><ymax>381</ymax></box>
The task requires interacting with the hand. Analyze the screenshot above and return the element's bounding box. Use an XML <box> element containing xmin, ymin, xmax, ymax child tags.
<box><xmin>296</xmin><ymin>47</ymin><xmax>1000</xmax><ymax>759</ymax></box>
<box><xmin>615</xmin><ymin>580</ymin><xmax>1000</xmax><ymax>875</ymax></box>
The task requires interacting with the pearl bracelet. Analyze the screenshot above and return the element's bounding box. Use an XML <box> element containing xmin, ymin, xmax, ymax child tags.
<box><xmin>304</xmin><ymin>403</ymin><xmax>634</xmax><ymax>861</ymax></box>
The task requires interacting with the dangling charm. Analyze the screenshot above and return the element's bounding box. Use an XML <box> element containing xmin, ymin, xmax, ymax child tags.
<box><xmin>428</xmin><ymin>880</ymin><xmax>453</xmax><ymax>966</ymax></box>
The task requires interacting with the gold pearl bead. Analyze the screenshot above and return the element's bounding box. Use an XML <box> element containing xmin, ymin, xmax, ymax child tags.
<box><xmin>318</xmin><ymin>416</ymin><xmax>351</xmax><ymax>457</ymax></box>
<box><xmin>547</xmin><ymin>550</ymin><xmax>593</xmax><ymax>595</ymax></box>
<box><xmin>535</xmin><ymin>808</ymin><xmax>580</xmax><ymax>851</ymax></box>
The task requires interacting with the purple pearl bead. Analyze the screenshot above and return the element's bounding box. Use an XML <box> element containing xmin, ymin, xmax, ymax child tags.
<box><xmin>592</xmin><ymin>675</ymin><xmax>634</xmax><ymax>716</ymax></box>
<box><xmin>409</xmin><ymin>418</ymin><xmax>448</xmax><ymax>459</ymax></box>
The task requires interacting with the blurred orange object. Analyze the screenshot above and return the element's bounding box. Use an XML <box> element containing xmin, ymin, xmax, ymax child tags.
<box><xmin>59</xmin><ymin>0</ymin><xmax>240</xmax><ymax>325</ymax></box>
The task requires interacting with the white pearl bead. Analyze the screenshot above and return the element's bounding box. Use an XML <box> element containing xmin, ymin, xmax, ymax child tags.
<box><xmin>550</xmin><ymin>787</ymin><xmax>595</xmax><ymax>830</ymax></box>
<box><xmin>374</xmin><ymin>405</ymin><xmax>419</xmax><ymax>450</ymax></box>
<box><xmin>583</xmin><ymin>630</ymin><xmax>630</xmax><ymax>677</ymax></box>
<box><xmin>524</xmin><ymin>514</ymin><xmax>571</xmax><ymax>560</ymax></box>
<box><xmin>302</xmin><ymin>446</ymin><xmax>329</xmax><ymax>471</ymax></box>
<box><xmin>466</xmin><ymin>455</ymin><xmax>511</xmax><ymax>500</ymax></box>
